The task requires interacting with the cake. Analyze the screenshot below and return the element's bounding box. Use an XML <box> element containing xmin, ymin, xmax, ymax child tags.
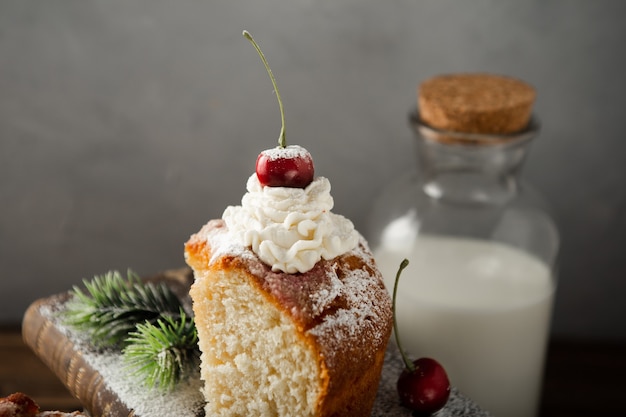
<box><xmin>185</xmin><ymin>173</ymin><xmax>393</xmax><ymax>416</ymax></box>
<box><xmin>18</xmin><ymin>30</ymin><xmax>492</xmax><ymax>417</ymax></box>
<box><xmin>183</xmin><ymin>31</ymin><xmax>394</xmax><ymax>417</ymax></box>
<box><xmin>21</xmin><ymin>268</ymin><xmax>493</xmax><ymax>417</ymax></box>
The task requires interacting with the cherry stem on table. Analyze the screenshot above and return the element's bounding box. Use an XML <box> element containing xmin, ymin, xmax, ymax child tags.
<box><xmin>393</xmin><ymin>258</ymin><xmax>416</xmax><ymax>373</ymax></box>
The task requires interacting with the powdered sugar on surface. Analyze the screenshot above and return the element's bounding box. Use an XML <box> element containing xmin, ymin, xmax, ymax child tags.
<box><xmin>372</xmin><ymin>343</ymin><xmax>492</xmax><ymax>417</ymax></box>
<box><xmin>83</xmin><ymin>353</ymin><xmax>203</xmax><ymax>417</ymax></box>
<box><xmin>37</xmin><ymin>286</ymin><xmax>488</xmax><ymax>417</ymax></box>
<box><xmin>38</xmin><ymin>304</ymin><xmax>205</xmax><ymax>417</ymax></box>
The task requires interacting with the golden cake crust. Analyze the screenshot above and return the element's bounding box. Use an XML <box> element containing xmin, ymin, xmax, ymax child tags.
<box><xmin>185</xmin><ymin>219</ymin><xmax>393</xmax><ymax>417</ymax></box>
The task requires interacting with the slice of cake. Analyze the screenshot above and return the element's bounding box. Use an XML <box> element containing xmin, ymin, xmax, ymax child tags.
<box><xmin>184</xmin><ymin>30</ymin><xmax>394</xmax><ymax>416</ymax></box>
<box><xmin>21</xmin><ymin>30</ymin><xmax>491</xmax><ymax>417</ymax></box>
<box><xmin>185</xmin><ymin>173</ymin><xmax>393</xmax><ymax>416</ymax></box>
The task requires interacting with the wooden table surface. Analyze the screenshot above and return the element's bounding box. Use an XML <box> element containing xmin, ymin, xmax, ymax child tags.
<box><xmin>1</xmin><ymin>324</ymin><xmax>625</xmax><ymax>416</ymax></box>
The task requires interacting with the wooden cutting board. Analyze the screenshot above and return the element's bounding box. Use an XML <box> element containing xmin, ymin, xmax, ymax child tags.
<box><xmin>21</xmin><ymin>267</ymin><xmax>203</xmax><ymax>417</ymax></box>
<box><xmin>22</xmin><ymin>267</ymin><xmax>490</xmax><ymax>417</ymax></box>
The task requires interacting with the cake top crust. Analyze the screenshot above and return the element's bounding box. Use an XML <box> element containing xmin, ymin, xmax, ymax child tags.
<box><xmin>185</xmin><ymin>219</ymin><xmax>393</xmax><ymax>371</ymax></box>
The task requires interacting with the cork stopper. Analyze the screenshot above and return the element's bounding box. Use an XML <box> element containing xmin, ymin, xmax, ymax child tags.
<box><xmin>418</xmin><ymin>73</ymin><xmax>536</xmax><ymax>135</ymax></box>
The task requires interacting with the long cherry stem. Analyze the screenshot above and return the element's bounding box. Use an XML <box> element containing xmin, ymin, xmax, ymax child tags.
<box><xmin>393</xmin><ymin>258</ymin><xmax>416</xmax><ymax>372</ymax></box>
<box><xmin>243</xmin><ymin>30</ymin><xmax>286</xmax><ymax>148</ymax></box>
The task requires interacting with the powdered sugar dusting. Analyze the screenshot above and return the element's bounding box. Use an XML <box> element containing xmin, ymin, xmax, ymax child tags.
<box><xmin>33</xmin><ymin>275</ymin><xmax>487</xmax><ymax>417</ymax></box>
<box><xmin>199</xmin><ymin>220</ymin><xmax>251</xmax><ymax>263</ymax></box>
<box><xmin>81</xmin><ymin>351</ymin><xmax>203</xmax><ymax>417</ymax></box>
<box><xmin>38</xmin><ymin>304</ymin><xmax>205</xmax><ymax>417</ymax></box>
<box><xmin>198</xmin><ymin>220</ymin><xmax>390</xmax><ymax>329</ymax></box>
<box><xmin>307</xmin><ymin>247</ymin><xmax>393</xmax><ymax>370</ymax></box>
<box><xmin>307</xmin><ymin>272</ymin><xmax>342</xmax><ymax>316</ymax></box>
<box><xmin>259</xmin><ymin>145</ymin><xmax>311</xmax><ymax>161</ymax></box>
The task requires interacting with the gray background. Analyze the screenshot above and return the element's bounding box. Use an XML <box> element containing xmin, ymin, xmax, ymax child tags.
<box><xmin>1</xmin><ymin>1</ymin><xmax>625</xmax><ymax>341</ymax></box>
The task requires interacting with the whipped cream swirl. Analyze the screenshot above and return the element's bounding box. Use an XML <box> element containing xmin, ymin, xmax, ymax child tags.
<box><xmin>222</xmin><ymin>174</ymin><xmax>359</xmax><ymax>273</ymax></box>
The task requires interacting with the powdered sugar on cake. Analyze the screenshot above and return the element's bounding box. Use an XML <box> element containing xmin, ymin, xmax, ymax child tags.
<box><xmin>306</xmin><ymin>246</ymin><xmax>392</xmax><ymax>369</ymax></box>
<box><xmin>191</xmin><ymin>220</ymin><xmax>392</xmax><ymax>372</ymax></box>
<box><xmin>222</xmin><ymin>173</ymin><xmax>359</xmax><ymax>273</ymax></box>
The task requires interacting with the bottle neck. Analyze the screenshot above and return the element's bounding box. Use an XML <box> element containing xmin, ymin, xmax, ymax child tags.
<box><xmin>410</xmin><ymin>113</ymin><xmax>539</xmax><ymax>205</ymax></box>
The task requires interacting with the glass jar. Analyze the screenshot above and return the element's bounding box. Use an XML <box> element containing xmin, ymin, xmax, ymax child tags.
<box><xmin>368</xmin><ymin>111</ymin><xmax>559</xmax><ymax>417</ymax></box>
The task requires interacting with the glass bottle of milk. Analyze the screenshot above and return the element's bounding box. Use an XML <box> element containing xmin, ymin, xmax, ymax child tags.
<box><xmin>368</xmin><ymin>111</ymin><xmax>559</xmax><ymax>417</ymax></box>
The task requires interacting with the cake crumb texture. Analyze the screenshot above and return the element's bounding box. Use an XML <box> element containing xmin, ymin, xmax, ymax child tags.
<box><xmin>185</xmin><ymin>219</ymin><xmax>393</xmax><ymax>417</ymax></box>
<box><xmin>191</xmin><ymin>266</ymin><xmax>320</xmax><ymax>416</ymax></box>
<box><xmin>24</xmin><ymin>268</ymin><xmax>491</xmax><ymax>417</ymax></box>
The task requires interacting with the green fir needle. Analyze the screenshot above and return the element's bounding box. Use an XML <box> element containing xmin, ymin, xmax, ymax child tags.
<box><xmin>63</xmin><ymin>270</ymin><xmax>200</xmax><ymax>390</ymax></box>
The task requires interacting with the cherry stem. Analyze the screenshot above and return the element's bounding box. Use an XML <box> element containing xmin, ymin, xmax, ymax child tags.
<box><xmin>393</xmin><ymin>258</ymin><xmax>416</xmax><ymax>373</ymax></box>
<box><xmin>243</xmin><ymin>30</ymin><xmax>286</xmax><ymax>148</ymax></box>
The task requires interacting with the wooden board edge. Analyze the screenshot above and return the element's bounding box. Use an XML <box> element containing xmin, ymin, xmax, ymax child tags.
<box><xmin>22</xmin><ymin>296</ymin><xmax>136</xmax><ymax>417</ymax></box>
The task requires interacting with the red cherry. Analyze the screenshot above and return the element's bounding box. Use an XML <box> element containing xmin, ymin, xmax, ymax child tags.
<box><xmin>256</xmin><ymin>145</ymin><xmax>314</xmax><ymax>188</ymax></box>
<box><xmin>244</xmin><ymin>32</ymin><xmax>314</xmax><ymax>188</ymax></box>
<box><xmin>392</xmin><ymin>259</ymin><xmax>450</xmax><ymax>414</ymax></box>
<box><xmin>397</xmin><ymin>357</ymin><xmax>451</xmax><ymax>414</ymax></box>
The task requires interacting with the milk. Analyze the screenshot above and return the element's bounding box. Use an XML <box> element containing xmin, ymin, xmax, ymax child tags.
<box><xmin>374</xmin><ymin>235</ymin><xmax>555</xmax><ymax>417</ymax></box>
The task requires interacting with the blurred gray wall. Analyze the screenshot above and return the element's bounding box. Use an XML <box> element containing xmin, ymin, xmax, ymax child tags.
<box><xmin>1</xmin><ymin>1</ymin><xmax>625</xmax><ymax>341</ymax></box>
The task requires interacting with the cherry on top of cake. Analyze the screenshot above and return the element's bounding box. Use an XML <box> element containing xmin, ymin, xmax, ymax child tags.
<box><xmin>256</xmin><ymin>145</ymin><xmax>314</xmax><ymax>189</ymax></box>
<box><xmin>243</xmin><ymin>30</ymin><xmax>315</xmax><ymax>190</ymax></box>
<box><xmin>216</xmin><ymin>31</ymin><xmax>359</xmax><ymax>276</ymax></box>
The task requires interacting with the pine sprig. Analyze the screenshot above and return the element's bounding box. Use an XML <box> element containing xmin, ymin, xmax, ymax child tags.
<box><xmin>123</xmin><ymin>311</ymin><xmax>199</xmax><ymax>390</ymax></box>
<box><xmin>63</xmin><ymin>270</ymin><xmax>184</xmax><ymax>348</ymax></box>
<box><xmin>62</xmin><ymin>269</ymin><xmax>200</xmax><ymax>390</ymax></box>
